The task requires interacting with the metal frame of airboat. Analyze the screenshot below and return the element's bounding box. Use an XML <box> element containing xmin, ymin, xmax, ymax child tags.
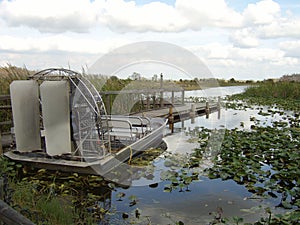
<box><xmin>4</xmin><ymin>68</ymin><xmax>167</xmax><ymax>175</ymax></box>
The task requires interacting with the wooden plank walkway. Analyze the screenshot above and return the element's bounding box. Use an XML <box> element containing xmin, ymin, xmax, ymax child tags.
<box><xmin>132</xmin><ymin>102</ymin><xmax>218</xmax><ymax>122</ymax></box>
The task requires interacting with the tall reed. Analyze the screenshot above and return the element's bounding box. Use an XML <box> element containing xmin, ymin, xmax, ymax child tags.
<box><xmin>243</xmin><ymin>81</ymin><xmax>300</xmax><ymax>100</ymax></box>
<box><xmin>0</xmin><ymin>64</ymin><xmax>33</xmax><ymax>94</ymax></box>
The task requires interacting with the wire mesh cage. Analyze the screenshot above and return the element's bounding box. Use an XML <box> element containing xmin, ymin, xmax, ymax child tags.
<box><xmin>31</xmin><ymin>68</ymin><xmax>111</xmax><ymax>159</ymax></box>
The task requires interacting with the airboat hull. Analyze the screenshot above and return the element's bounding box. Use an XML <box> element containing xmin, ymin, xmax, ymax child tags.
<box><xmin>5</xmin><ymin>68</ymin><xmax>167</xmax><ymax>184</ymax></box>
<box><xmin>4</xmin><ymin>120</ymin><xmax>167</xmax><ymax>176</ymax></box>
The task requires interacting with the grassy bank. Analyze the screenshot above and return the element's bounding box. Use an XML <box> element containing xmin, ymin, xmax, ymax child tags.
<box><xmin>230</xmin><ymin>81</ymin><xmax>300</xmax><ymax>111</ymax></box>
<box><xmin>242</xmin><ymin>81</ymin><xmax>299</xmax><ymax>100</ymax></box>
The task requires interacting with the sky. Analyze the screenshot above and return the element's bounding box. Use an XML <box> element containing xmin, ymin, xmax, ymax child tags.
<box><xmin>0</xmin><ymin>0</ymin><xmax>300</xmax><ymax>80</ymax></box>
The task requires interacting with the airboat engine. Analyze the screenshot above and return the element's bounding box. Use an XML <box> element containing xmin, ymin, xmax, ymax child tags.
<box><xmin>10</xmin><ymin>68</ymin><xmax>110</xmax><ymax>160</ymax></box>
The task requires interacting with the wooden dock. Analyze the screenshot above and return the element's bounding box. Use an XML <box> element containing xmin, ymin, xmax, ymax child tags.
<box><xmin>132</xmin><ymin>102</ymin><xmax>219</xmax><ymax>122</ymax></box>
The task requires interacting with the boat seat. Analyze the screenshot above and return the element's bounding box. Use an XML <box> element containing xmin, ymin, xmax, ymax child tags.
<box><xmin>109</xmin><ymin>115</ymin><xmax>151</xmax><ymax>136</ymax></box>
<box><xmin>106</xmin><ymin>119</ymin><xmax>138</xmax><ymax>142</ymax></box>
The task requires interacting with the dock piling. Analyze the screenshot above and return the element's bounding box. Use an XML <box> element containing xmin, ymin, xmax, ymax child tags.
<box><xmin>190</xmin><ymin>104</ymin><xmax>196</xmax><ymax>124</ymax></box>
<box><xmin>217</xmin><ymin>96</ymin><xmax>221</xmax><ymax>119</ymax></box>
<box><xmin>168</xmin><ymin>106</ymin><xmax>174</xmax><ymax>133</ymax></box>
<box><xmin>205</xmin><ymin>101</ymin><xmax>210</xmax><ymax>118</ymax></box>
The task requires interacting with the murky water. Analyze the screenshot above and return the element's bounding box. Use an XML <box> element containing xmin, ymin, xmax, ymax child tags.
<box><xmin>99</xmin><ymin>86</ymin><xmax>292</xmax><ymax>224</ymax></box>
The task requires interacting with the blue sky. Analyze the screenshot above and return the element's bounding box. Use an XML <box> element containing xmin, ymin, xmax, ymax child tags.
<box><xmin>0</xmin><ymin>0</ymin><xmax>300</xmax><ymax>80</ymax></box>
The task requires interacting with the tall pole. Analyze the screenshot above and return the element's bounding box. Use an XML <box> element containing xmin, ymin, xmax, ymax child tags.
<box><xmin>160</xmin><ymin>73</ymin><xmax>163</xmax><ymax>108</ymax></box>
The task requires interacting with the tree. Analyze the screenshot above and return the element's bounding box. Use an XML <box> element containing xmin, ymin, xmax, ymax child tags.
<box><xmin>152</xmin><ymin>74</ymin><xmax>158</xmax><ymax>82</ymax></box>
<box><xmin>130</xmin><ymin>72</ymin><xmax>141</xmax><ymax>80</ymax></box>
<box><xmin>229</xmin><ymin>78</ymin><xmax>236</xmax><ymax>83</ymax></box>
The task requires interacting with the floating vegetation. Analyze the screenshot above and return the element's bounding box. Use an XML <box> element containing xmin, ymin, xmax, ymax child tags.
<box><xmin>129</xmin><ymin>147</ymin><xmax>165</xmax><ymax>166</ymax></box>
<box><xmin>0</xmin><ymin>159</ymin><xmax>117</xmax><ymax>224</ymax></box>
<box><xmin>206</xmin><ymin>123</ymin><xmax>300</xmax><ymax>205</ymax></box>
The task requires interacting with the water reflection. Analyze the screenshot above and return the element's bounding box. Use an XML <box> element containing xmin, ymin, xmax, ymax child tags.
<box><xmin>109</xmin><ymin>97</ymin><xmax>295</xmax><ymax>224</ymax></box>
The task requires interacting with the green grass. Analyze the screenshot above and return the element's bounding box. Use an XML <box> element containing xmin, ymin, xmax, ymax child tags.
<box><xmin>229</xmin><ymin>81</ymin><xmax>300</xmax><ymax>111</ymax></box>
<box><xmin>242</xmin><ymin>81</ymin><xmax>300</xmax><ymax>100</ymax></box>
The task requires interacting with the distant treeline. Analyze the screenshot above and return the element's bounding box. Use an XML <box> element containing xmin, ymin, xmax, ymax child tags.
<box><xmin>280</xmin><ymin>74</ymin><xmax>300</xmax><ymax>82</ymax></box>
<box><xmin>0</xmin><ymin>65</ymin><xmax>299</xmax><ymax>94</ymax></box>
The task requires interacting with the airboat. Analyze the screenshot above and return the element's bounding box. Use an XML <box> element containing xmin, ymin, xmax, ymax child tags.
<box><xmin>4</xmin><ymin>68</ymin><xmax>167</xmax><ymax>176</ymax></box>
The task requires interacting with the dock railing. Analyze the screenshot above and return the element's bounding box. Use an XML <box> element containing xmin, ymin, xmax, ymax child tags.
<box><xmin>99</xmin><ymin>88</ymin><xmax>184</xmax><ymax>114</ymax></box>
<box><xmin>0</xmin><ymin>95</ymin><xmax>12</xmax><ymax>155</ymax></box>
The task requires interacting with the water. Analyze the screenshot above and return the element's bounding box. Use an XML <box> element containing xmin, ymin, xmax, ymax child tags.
<box><xmin>99</xmin><ymin>85</ymin><xmax>290</xmax><ymax>224</ymax></box>
<box><xmin>185</xmin><ymin>85</ymin><xmax>249</xmax><ymax>98</ymax></box>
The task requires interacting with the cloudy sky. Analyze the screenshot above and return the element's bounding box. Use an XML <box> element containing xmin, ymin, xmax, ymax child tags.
<box><xmin>0</xmin><ymin>0</ymin><xmax>300</xmax><ymax>80</ymax></box>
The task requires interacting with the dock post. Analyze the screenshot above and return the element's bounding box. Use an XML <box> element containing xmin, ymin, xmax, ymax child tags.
<box><xmin>152</xmin><ymin>95</ymin><xmax>156</xmax><ymax>109</ymax></box>
<box><xmin>181</xmin><ymin>90</ymin><xmax>185</xmax><ymax>104</ymax></box>
<box><xmin>146</xmin><ymin>96</ymin><xmax>150</xmax><ymax>110</ymax></box>
<box><xmin>168</xmin><ymin>106</ymin><xmax>174</xmax><ymax>133</ymax></box>
<box><xmin>171</xmin><ymin>91</ymin><xmax>174</xmax><ymax>104</ymax></box>
<box><xmin>217</xmin><ymin>96</ymin><xmax>221</xmax><ymax>119</ymax></box>
<box><xmin>190</xmin><ymin>104</ymin><xmax>195</xmax><ymax>124</ymax></box>
<box><xmin>160</xmin><ymin>73</ymin><xmax>164</xmax><ymax>108</ymax></box>
<box><xmin>160</xmin><ymin>91</ymin><xmax>163</xmax><ymax>108</ymax></box>
<box><xmin>205</xmin><ymin>101</ymin><xmax>210</xmax><ymax>118</ymax></box>
<box><xmin>190</xmin><ymin>103</ymin><xmax>196</xmax><ymax>116</ymax></box>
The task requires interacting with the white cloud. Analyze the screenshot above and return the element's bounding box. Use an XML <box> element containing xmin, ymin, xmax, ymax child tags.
<box><xmin>0</xmin><ymin>0</ymin><xmax>188</xmax><ymax>33</ymax></box>
<box><xmin>0</xmin><ymin>0</ymin><xmax>244</xmax><ymax>33</ymax></box>
<box><xmin>280</xmin><ymin>40</ymin><xmax>300</xmax><ymax>58</ymax></box>
<box><xmin>234</xmin><ymin>48</ymin><xmax>285</xmax><ymax>63</ymax></box>
<box><xmin>190</xmin><ymin>43</ymin><xmax>283</xmax><ymax>62</ymax></box>
<box><xmin>0</xmin><ymin>34</ymin><xmax>128</xmax><ymax>54</ymax></box>
<box><xmin>0</xmin><ymin>0</ymin><xmax>299</xmax><ymax>80</ymax></box>
<box><xmin>99</xmin><ymin>0</ymin><xmax>188</xmax><ymax>32</ymax></box>
<box><xmin>257</xmin><ymin>19</ymin><xmax>300</xmax><ymax>39</ymax></box>
<box><xmin>1</xmin><ymin>0</ymin><xmax>295</xmax><ymax>36</ymax></box>
<box><xmin>0</xmin><ymin>0</ymin><xmax>98</xmax><ymax>33</ymax></box>
<box><xmin>175</xmin><ymin>0</ymin><xmax>243</xmax><ymax>28</ymax></box>
<box><xmin>230</xmin><ymin>28</ymin><xmax>259</xmax><ymax>48</ymax></box>
<box><xmin>243</xmin><ymin>0</ymin><xmax>280</xmax><ymax>26</ymax></box>
<box><xmin>192</xmin><ymin>43</ymin><xmax>291</xmax><ymax>68</ymax></box>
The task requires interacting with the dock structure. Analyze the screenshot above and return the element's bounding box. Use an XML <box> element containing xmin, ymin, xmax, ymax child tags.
<box><xmin>0</xmin><ymin>91</ymin><xmax>220</xmax><ymax>150</ymax></box>
<box><xmin>132</xmin><ymin>102</ymin><xmax>218</xmax><ymax>122</ymax></box>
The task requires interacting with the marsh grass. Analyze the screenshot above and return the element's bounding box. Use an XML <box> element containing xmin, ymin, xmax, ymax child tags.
<box><xmin>229</xmin><ymin>81</ymin><xmax>300</xmax><ymax>111</ymax></box>
<box><xmin>0</xmin><ymin>64</ymin><xmax>33</xmax><ymax>94</ymax></box>
<box><xmin>242</xmin><ymin>81</ymin><xmax>300</xmax><ymax>100</ymax></box>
